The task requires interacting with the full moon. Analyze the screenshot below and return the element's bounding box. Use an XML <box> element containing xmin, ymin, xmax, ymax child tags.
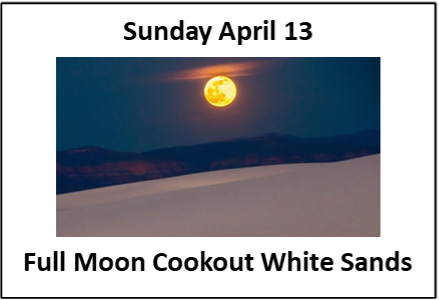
<box><xmin>204</xmin><ymin>76</ymin><xmax>237</xmax><ymax>107</ymax></box>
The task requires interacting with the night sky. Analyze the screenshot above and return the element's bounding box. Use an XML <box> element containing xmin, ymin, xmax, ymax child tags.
<box><xmin>56</xmin><ymin>57</ymin><xmax>380</xmax><ymax>152</ymax></box>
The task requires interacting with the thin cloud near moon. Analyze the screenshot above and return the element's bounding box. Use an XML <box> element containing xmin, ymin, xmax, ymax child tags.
<box><xmin>144</xmin><ymin>60</ymin><xmax>277</xmax><ymax>83</ymax></box>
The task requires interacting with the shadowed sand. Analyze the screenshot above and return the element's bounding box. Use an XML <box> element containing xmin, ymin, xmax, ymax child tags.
<box><xmin>57</xmin><ymin>154</ymin><xmax>380</xmax><ymax>237</ymax></box>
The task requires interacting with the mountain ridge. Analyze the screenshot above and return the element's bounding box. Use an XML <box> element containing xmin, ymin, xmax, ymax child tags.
<box><xmin>57</xmin><ymin>130</ymin><xmax>380</xmax><ymax>195</ymax></box>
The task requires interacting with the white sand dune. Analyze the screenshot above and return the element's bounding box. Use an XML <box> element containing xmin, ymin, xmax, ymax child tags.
<box><xmin>57</xmin><ymin>154</ymin><xmax>380</xmax><ymax>237</ymax></box>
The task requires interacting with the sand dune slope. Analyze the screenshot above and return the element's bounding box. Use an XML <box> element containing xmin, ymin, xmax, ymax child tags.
<box><xmin>57</xmin><ymin>155</ymin><xmax>380</xmax><ymax>237</ymax></box>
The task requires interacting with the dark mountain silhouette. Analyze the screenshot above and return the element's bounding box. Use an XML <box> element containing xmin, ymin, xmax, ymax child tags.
<box><xmin>57</xmin><ymin>130</ymin><xmax>380</xmax><ymax>194</ymax></box>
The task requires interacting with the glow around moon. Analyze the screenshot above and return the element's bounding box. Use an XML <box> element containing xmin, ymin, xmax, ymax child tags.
<box><xmin>204</xmin><ymin>76</ymin><xmax>237</xmax><ymax>107</ymax></box>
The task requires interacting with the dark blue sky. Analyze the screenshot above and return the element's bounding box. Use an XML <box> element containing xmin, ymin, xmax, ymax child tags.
<box><xmin>57</xmin><ymin>57</ymin><xmax>380</xmax><ymax>152</ymax></box>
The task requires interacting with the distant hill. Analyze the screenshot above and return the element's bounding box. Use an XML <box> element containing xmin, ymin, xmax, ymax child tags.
<box><xmin>56</xmin><ymin>130</ymin><xmax>380</xmax><ymax>194</ymax></box>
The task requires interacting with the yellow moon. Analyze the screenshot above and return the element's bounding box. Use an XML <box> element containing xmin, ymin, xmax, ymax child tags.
<box><xmin>204</xmin><ymin>76</ymin><xmax>237</xmax><ymax>107</ymax></box>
